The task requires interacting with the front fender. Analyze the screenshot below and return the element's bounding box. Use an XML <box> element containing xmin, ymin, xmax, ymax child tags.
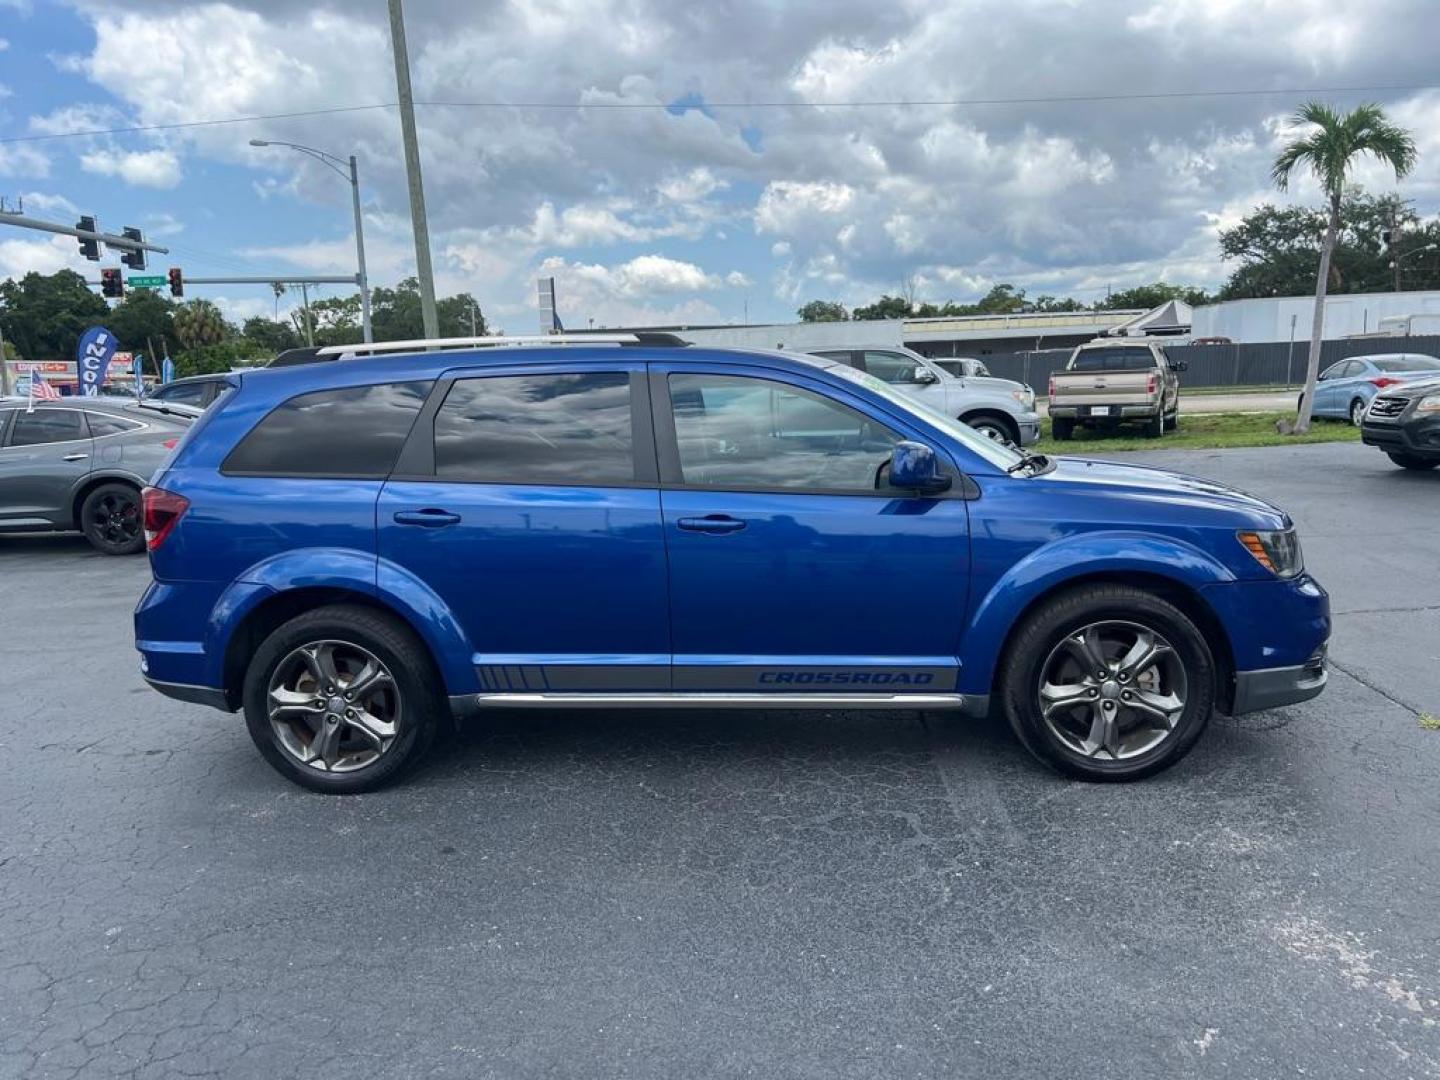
<box><xmin>959</xmin><ymin>531</ymin><xmax>1236</xmax><ymax>696</ymax></box>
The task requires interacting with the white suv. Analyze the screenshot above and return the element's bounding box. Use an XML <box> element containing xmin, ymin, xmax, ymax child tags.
<box><xmin>810</xmin><ymin>346</ymin><xmax>1040</xmax><ymax>446</ymax></box>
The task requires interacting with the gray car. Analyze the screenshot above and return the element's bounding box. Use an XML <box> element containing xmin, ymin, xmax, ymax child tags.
<box><xmin>0</xmin><ymin>397</ymin><xmax>199</xmax><ymax>555</ymax></box>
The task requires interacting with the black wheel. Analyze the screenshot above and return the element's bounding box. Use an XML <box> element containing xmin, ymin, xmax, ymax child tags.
<box><xmin>1387</xmin><ymin>452</ymin><xmax>1439</xmax><ymax>471</ymax></box>
<box><xmin>1349</xmin><ymin>398</ymin><xmax>1367</xmax><ymax>427</ymax></box>
<box><xmin>1165</xmin><ymin>411</ymin><xmax>1179</xmax><ymax>431</ymax></box>
<box><xmin>999</xmin><ymin>584</ymin><xmax>1216</xmax><ymax>782</ymax></box>
<box><xmin>962</xmin><ymin>413</ymin><xmax>1018</xmax><ymax>447</ymax></box>
<box><xmin>242</xmin><ymin>604</ymin><xmax>442</xmax><ymax>793</ymax></box>
<box><xmin>80</xmin><ymin>482</ymin><xmax>144</xmax><ymax>555</ymax></box>
<box><xmin>1144</xmin><ymin>410</ymin><xmax>1164</xmax><ymax>438</ymax></box>
<box><xmin>1051</xmin><ymin>417</ymin><xmax>1074</xmax><ymax>441</ymax></box>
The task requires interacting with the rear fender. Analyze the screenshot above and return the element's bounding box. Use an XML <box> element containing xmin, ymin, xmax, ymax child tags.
<box><xmin>960</xmin><ymin>531</ymin><xmax>1236</xmax><ymax>695</ymax></box>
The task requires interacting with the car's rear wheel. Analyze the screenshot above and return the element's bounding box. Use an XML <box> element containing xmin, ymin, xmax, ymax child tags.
<box><xmin>1349</xmin><ymin>398</ymin><xmax>1367</xmax><ymax>427</ymax></box>
<box><xmin>1051</xmin><ymin>417</ymin><xmax>1074</xmax><ymax>441</ymax></box>
<box><xmin>1387</xmin><ymin>452</ymin><xmax>1439</xmax><ymax>471</ymax></box>
<box><xmin>242</xmin><ymin>605</ymin><xmax>441</xmax><ymax>793</ymax></box>
<box><xmin>1144</xmin><ymin>410</ymin><xmax>1164</xmax><ymax>438</ymax></box>
<box><xmin>79</xmin><ymin>482</ymin><xmax>144</xmax><ymax>555</ymax></box>
<box><xmin>999</xmin><ymin>584</ymin><xmax>1215</xmax><ymax>781</ymax></box>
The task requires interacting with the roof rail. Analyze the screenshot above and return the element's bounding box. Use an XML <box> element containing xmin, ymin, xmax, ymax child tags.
<box><xmin>315</xmin><ymin>332</ymin><xmax>688</xmax><ymax>357</ymax></box>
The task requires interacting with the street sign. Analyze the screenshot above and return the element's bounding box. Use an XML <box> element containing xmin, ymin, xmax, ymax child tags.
<box><xmin>127</xmin><ymin>275</ymin><xmax>165</xmax><ymax>288</ymax></box>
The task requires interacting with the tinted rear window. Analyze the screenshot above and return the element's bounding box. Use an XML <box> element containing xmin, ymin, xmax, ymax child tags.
<box><xmin>1070</xmin><ymin>348</ymin><xmax>1156</xmax><ymax>372</ymax></box>
<box><xmin>434</xmin><ymin>372</ymin><xmax>634</xmax><ymax>485</ymax></box>
<box><xmin>223</xmin><ymin>381</ymin><xmax>432</xmax><ymax>478</ymax></box>
<box><xmin>86</xmin><ymin>412</ymin><xmax>143</xmax><ymax>437</ymax></box>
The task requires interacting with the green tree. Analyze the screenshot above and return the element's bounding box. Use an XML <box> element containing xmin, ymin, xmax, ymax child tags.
<box><xmin>851</xmin><ymin>294</ymin><xmax>912</xmax><ymax>320</ymax></box>
<box><xmin>1272</xmin><ymin>101</ymin><xmax>1417</xmax><ymax>433</ymax></box>
<box><xmin>1097</xmin><ymin>282</ymin><xmax>1212</xmax><ymax>310</ymax></box>
<box><xmin>0</xmin><ymin>269</ymin><xmax>109</xmax><ymax>361</ymax></box>
<box><xmin>172</xmin><ymin>300</ymin><xmax>232</xmax><ymax>349</ymax></box>
<box><xmin>797</xmin><ymin>300</ymin><xmax>849</xmax><ymax>322</ymax></box>
<box><xmin>107</xmin><ymin>289</ymin><xmax>176</xmax><ymax>357</ymax></box>
<box><xmin>172</xmin><ymin>340</ymin><xmax>270</xmax><ymax>379</ymax></box>
<box><xmin>438</xmin><ymin>292</ymin><xmax>487</xmax><ymax>337</ymax></box>
<box><xmin>241</xmin><ymin>316</ymin><xmax>301</xmax><ymax>354</ymax></box>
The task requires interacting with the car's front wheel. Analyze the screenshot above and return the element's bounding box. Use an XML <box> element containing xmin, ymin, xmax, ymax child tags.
<box><xmin>1349</xmin><ymin>398</ymin><xmax>1368</xmax><ymax>427</ymax></box>
<box><xmin>79</xmin><ymin>482</ymin><xmax>144</xmax><ymax>555</ymax></box>
<box><xmin>1387</xmin><ymin>452</ymin><xmax>1439</xmax><ymax>471</ymax></box>
<box><xmin>242</xmin><ymin>605</ymin><xmax>441</xmax><ymax>793</ymax></box>
<box><xmin>1000</xmin><ymin>584</ymin><xmax>1216</xmax><ymax>781</ymax></box>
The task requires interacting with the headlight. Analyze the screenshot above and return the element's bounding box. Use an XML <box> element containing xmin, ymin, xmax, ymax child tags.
<box><xmin>1012</xmin><ymin>388</ymin><xmax>1035</xmax><ymax>408</ymax></box>
<box><xmin>1416</xmin><ymin>394</ymin><xmax>1440</xmax><ymax>413</ymax></box>
<box><xmin>1237</xmin><ymin>529</ymin><xmax>1304</xmax><ymax>578</ymax></box>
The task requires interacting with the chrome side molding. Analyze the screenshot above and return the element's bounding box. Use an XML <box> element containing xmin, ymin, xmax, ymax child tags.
<box><xmin>457</xmin><ymin>691</ymin><xmax>971</xmax><ymax>711</ymax></box>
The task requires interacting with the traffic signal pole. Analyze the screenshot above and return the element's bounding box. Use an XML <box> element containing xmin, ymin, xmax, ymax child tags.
<box><xmin>0</xmin><ymin>210</ymin><xmax>169</xmax><ymax>256</ymax></box>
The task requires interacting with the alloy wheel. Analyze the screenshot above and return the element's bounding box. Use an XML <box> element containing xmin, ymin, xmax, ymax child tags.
<box><xmin>1037</xmin><ymin>620</ymin><xmax>1188</xmax><ymax>761</ymax></box>
<box><xmin>1350</xmin><ymin>399</ymin><xmax>1367</xmax><ymax>427</ymax></box>
<box><xmin>267</xmin><ymin>640</ymin><xmax>401</xmax><ymax>773</ymax></box>
<box><xmin>90</xmin><ymin>491</ymin><xmax>140</xmax><ymax>548</ymax></box>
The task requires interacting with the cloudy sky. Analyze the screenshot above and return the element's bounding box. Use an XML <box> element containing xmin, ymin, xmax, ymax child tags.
<box><xmin>2</xmin><ymin>0</ymin><xmax>1439</xmax><ymax>330</ymax></box>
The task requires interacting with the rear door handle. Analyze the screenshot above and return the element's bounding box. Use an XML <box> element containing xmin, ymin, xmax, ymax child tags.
<box><xmin>676</xmin><ymin>515</ymin><xmax>747</xmax><ymax>534</ymax></box>
<box><xmin>63</xmin><ymin>453</ymin><xmax>89</xmax><ymax>462</ymax></box>
<box><xmin>393</xmin><ymin>508</ymin><xmax>462</xmax><ymax>528</ymax></box>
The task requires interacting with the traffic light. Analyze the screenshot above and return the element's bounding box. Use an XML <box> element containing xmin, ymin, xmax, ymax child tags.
<box><xmin>120</xmin><ymin>226</ymin><xmax>146</xmax><ymax>271</ymax></box>
<box><xmin>100</xmin><ymin>267</ymin><xmax>124</xmax><ymax>299</ymax></box>
<box><xmin>77</xmin><ymin>215</ymin><xmax>100</xmax><ymax>261</ymax></box>
<box><xmin>167</xmin><ymin>267</ymin><xmax>184</xmax><ymax>298</ymax></box>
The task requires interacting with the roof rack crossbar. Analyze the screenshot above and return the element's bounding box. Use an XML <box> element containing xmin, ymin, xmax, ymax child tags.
<box><xmin>315</xmin><ymin>332</ymin><xmax>687</xmax><ymax>357</ymax></box>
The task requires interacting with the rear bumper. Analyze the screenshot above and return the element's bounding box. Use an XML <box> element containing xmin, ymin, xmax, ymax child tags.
<box><xmin>1231</xmin><ymin>651</ymin><xmax>1328</xmax><ymax>715</ymax></box>
<box><xmin>1049</xmin><ymin>404</ymin><xmax>1160</xmax><ymax>420</ymax></box>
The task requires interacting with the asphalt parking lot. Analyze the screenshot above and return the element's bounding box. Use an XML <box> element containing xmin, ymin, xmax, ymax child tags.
<box><xmin>2</xmin><ymin>441</ymin><xmax>1437</xmax><ymax>1079</ymax></box>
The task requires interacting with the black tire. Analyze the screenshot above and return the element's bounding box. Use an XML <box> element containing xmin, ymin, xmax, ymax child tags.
<box><xmin>1051</xmin><ymin>417</ymin><xmax>1074</xmax><ymax>441</ymax></box>
<box><xmin>79</xmin><ymin>482</ymin><xmax>144</xmax><ymax>555</ymax></box>
<box><xmin>242</xmin><ymin>604</ymin><xmax>442</xmax><ymax>793</ymax></box>
<box><xmin>1144</xmin><ymin>410</ymin><xmax>1164</xmax><ymax>438</ymax></box>
<box><xmin>961</xmin><ymin>413</ymin><xmax>1018</xmax><ymax>446</ymax></box>
<box><xmin>999</xmin><ymin>584</ymin><xmax>1216</xmax><ymax>782</ymax></box>
<box><xmin>1387</xmin><ymin>452</ymin><xmax>1439</xmax><ymax>471</ymax></box>
<box><xmin>1165</xmin><ymin>410</ymin><xmax>1179</xmax><ymax>431</ymax></box>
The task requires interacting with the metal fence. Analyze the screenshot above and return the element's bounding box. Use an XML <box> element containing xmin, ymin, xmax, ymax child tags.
<box><xmin>980</xmin><ymin>335</ymin><xmax>1440</xmax><ymax>390</ymax></box>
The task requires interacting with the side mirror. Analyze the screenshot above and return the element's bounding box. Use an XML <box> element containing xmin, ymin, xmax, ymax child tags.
<box><xmin>912</xmin><ymin>367</ymin><xmax>939</xmax><ymax>384</ymax></box>
<box><xmin>889</xmin><ymin>441</ymin><xmax>952</xmax><ymax>494</ymax></box>
<box><xmin>1173</xmin><ymin>361</ymin><xmax>1189</xmax><ymax>373</ymax></box>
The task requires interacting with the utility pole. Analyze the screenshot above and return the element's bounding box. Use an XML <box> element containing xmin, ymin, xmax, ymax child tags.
<box><xmin>0</xmin><ymin>320</ymin><xmax>12</xmax><ymax>397</ymax></box>
<box><xmin>300</xmin><ymin>283</ymin><xmax>314</xmax><ymax>347</ymax></box>
<box><xmin>1391</xmin><ymin>207</ymin><xmax>1402</xmax><ymax>293</ymax></box>
<box><xmin>387</xmin><ymin>0</ymin><xmax>439</xmax><ymax>340</ymax></box>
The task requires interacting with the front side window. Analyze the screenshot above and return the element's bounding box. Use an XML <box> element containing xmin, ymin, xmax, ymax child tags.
<box><xmin>434</xmin><ymin>372</ymin><xmax>634</xmax><ymax>485</ymax></box>
<box><xmin>223</xmin><ymin>381</ymin><xmax>432</xmax><ymax>478</ymax></box>
<box><xmin>862</xmin><ymin>351</ymin><xmax>931</xmax><ymax>385</ymax></box>
<box><xmin>669</xmin><ymin>373</ymin><xmax>901</xmax><ymax>492</ymax></box>
<box><xmin>10</xmin><ymin>409</ymin><xmax>87</xmax><ymax>447</ymax></box>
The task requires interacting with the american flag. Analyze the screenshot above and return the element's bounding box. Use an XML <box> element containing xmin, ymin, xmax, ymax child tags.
<box><xmin>26</xmin><ymin>375</ymin><xmax>60</xmax><ymax>412</ymax></box>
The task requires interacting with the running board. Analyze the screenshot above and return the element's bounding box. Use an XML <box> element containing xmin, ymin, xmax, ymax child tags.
<box><xmin>452</xmin><ymin>691</ymin><xmax>976</xmax><ymax>712</ymax></box>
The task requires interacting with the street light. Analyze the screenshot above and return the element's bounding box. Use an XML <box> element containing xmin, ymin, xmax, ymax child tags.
<box><xmin>1388</xmin><ymin>242</ymin><xmax>1439</xmax><ymax>293</ymax></box>
<box><xmin>250</xmin><ymin>138</ymin><xmax>373</xmax><ymax>342</ymax></box>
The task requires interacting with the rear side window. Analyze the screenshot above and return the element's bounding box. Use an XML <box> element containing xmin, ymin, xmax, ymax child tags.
<box><xmin>223</xmin><ymin>381</ymin><xmax>432</xmax><ymax>478</ymax></box>
<box><xmin>434</xmin><ymin>372</ymin><xmax>634</xmax><ymax>485</ymax></box>
<box><xmin>1070</xmin><ymin>348</ymin><xmax>1156</xmax><ymax>372</ymax></box>
<box><xmin>10</xmin><ymin>409</ymin><xmax>87</xmax><ymax>446</ymax></box>
<box><xmin>86</xmin><ymin>412</ymin><xmax>143</xmax><ymax>437</ymax></box>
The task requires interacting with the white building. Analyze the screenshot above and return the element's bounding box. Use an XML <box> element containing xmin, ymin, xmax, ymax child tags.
<box><xmin>1191</xmin><ymin>289</ymin><xmax>1440</xmax><ymax>343</ymax></box>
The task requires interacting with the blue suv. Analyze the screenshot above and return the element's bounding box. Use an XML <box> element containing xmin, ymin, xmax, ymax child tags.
<box><xmin>135</xmin><ymin>337</ymin><xmax>1330</xmax><ymax>792</ymax></box>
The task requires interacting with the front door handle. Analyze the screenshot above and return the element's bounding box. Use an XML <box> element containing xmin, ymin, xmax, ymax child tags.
<box><xmin>676</xmin><ymin>515</ymin><xmax>747</xmax><ymax>535</ymax></box>
<box><xmin>393</xmin><ymin>508</ymin><xmax>462</xmax><ymax>528</ymax></box>
<box><xmin>63</xmin><ymin>453</ymin><xmax>89</xmax><ymax>462</ymax></box>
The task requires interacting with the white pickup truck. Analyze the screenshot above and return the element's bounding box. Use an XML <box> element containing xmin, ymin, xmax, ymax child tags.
<box><xmin>1048</xmin><ymin>340</ymin><xmax>1185</xmax><ymax>440</ymax></box>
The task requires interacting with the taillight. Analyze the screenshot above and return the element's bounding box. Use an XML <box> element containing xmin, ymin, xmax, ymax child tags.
<box><xmin>1369</xmin><ymin>377</ymin><xmax>1403</xmax><ymax>389</ymax></box>
<box><xmin>142</xmin><ymin>487</ymin><xmax>189</xmax><ymax>551</ymax></box>
<box><xmin>1146</xmin><ymin>372</ymin><xmax>1157</xmax><ymax>394</ymax></box>
<box><xmin>1048</xmin><ymin>376</ymin><xmax>1056</xmax><ymax>401</ymax></box>
<box><xmin>162</xmin><ymin>438</ymin><xmax>179</xmax><ymax>450</ymax></box>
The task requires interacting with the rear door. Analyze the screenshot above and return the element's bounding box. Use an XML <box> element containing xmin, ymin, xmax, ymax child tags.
<box><xmin>859</xmin><ymin>350</ymin><xmax>950</xmax><ymax>411</ymax></box>
<box><xmin>0</xmin><ymin>407</ymin><xmax>93</xmax><ymax>527</ymax></box>
<box><xmin>376</xmin><ymin>360</ymin><xmax>670</xmax><ymax>693</ymax></box>
<box><xmin>650</xmin><ymin>361</ymin><xmax>971</xmax><ymax>693</ymax></box>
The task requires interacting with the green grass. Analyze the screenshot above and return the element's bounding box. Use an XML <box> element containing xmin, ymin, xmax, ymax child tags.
<box><xmin>1420</xmin><ymin>713</ymin><xmax>1440</xmax><ymax>732</ymax></box>
<box><xmin>1034</xmin><ymin>412</ymin><xmax>1363</xmax><ymax>454</ymax></box>
<box><xmin>1184</xmin><ymin>384</ymin><xmax>1296</xmax><ymax>396</ymax></box>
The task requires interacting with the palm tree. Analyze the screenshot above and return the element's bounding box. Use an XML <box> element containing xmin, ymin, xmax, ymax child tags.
<box><xmin>1272</xmin><ymin>102</ymin><xmax>1416</xmax><ymax>434</ymax></box>
<box><xmin>172</xmin><ymin>299</ymin><xmax>229</xmax><ymax>349</ymax></box>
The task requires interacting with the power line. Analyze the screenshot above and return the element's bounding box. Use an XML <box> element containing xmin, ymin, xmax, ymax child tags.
<box><xmin>3</xmin><ymin>83</ymin><xmax>1438</xmax><ymax>145</ymax></box>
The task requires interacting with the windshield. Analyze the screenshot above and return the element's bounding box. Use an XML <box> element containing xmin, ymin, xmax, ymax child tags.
<box><xmin>1373</xmin><ymin>355</ymin><xmax>1440</xmax><ymax>372</ymax></box>
<box><xmin>825</xmin><ymin>362</ymin><xmax>1024</xmax><ymax>469</ymax></box>
<box><xmin>1070</xmin><ymin>348</ymin><xmax>1155</xmax><ymax>372</ymax></box>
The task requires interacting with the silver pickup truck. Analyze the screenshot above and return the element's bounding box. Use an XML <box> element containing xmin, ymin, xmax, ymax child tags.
<box><xmin>1048</xmin><ymin>339</ymin><xmax>1185</xmax><ymax>439</ymax></box>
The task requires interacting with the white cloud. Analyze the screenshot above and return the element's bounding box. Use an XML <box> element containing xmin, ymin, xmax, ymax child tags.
<box><xmin>545</xmin><ymin>253</ymin><xmax>745</xmax><ymax>298</ymax></box>
<box><xmin>0</xmin><ymin>144</ymin><xmax>49</xmax><ymax>179</ymax></box>
<box><xmin>79</xmin><ymin>148</ymin><xmax>182</xmax><ymax>189</ymax></box>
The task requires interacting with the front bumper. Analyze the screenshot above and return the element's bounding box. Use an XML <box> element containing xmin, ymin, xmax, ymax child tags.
<box><xmin>1362</xmin><ymin>414</ymin><xmax>1440</xmax><ymax>459</ymax></box>
<box><xmin>142</xmin><ymin>673</ymin><xmax>236</xmax><ymax>712</ymax></box>
<box><xmin>1231</xmin><ymin>650</ymin><xmax>1328</xmax><ymax>715</ymax></box>
<box><xmin>1017</xmin><ymin>412</ymin><xmax>1041</xmax><ymax>446</ymax></box>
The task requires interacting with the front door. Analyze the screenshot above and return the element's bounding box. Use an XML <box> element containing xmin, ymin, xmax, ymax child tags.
<box><xmin>0</xmin><ymin>406</ymin><xmax>94</xmax><ymax>528</ymax></box>
<box><xmin>650</xmin><ymin>364</ymin><xmax>972</xmax><ymax>693</ymax></box>
<box><xmin>376</xmin><ymin>362</ymin><xmax>670</xmax><ymax>693</ymax></box>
